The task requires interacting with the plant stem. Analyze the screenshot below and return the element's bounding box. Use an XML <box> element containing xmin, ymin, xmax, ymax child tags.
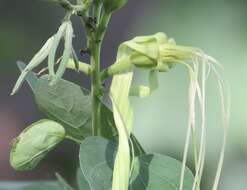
<box><xmin>89</xmin><ymin>6</ymin><xmax>111</xmax><ymax>136</ymax></box>
<box><xmin>91</xmin><ymin>40</ymin><xmax>102</xmax><ymax>136</ymax></box>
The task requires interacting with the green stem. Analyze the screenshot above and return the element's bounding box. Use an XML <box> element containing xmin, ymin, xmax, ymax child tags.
<box><xmin>89</xmin><ymin>6</ymin><xmax>111</xmax><ymax>136</ymax></box>
<box><xmin>91</xmin><ymin>40</ymin><xmax>102</xmax><ymax>136</ymax></box>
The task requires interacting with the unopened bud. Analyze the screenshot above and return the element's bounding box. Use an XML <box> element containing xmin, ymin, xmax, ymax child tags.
<box><xmin>10</xmin><ymin>120</ymin><xmax>65</xmax><ymax>171</ymax></box>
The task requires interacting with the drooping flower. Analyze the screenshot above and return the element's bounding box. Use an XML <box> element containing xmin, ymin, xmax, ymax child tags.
<box><xmin>109</xmin><ymin>32</ymin><xmax>229</xmax><ymax>190</ymax></box>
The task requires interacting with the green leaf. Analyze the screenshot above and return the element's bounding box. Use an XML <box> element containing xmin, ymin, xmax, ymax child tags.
<box><xmin>79</xmin><ymin>137</ymin><xmax>115</xmax><ymax>190</ymax></box>
<box><xmin>33</xmin><ymin>75</ymin><xmax>145</xmax><ymax>153</ymax></box>
<box><xmin>17</xmin><ymin>61</ymin><xmax>38</xmax><ymax>92</ymax></box>
<box><xmin>77</xmin><ymin>168</ymin><xmax>91</xmax><ymax>190</ymax></box>
<box><xmin>34</xmin><ymin>75</ymin><xmax>92</xmax><ymax>141</ymax></box>
<box><xmin>10</xmin><ymin>119</ymin><xmax>65</xmax><ymax>171</ymax></box>
<box><xmin>0</xmin><ymin>182</ymin><xmax>61</xmax><ymax>190</ymax></box>
<box><xmin>79</xmin><ymin>137</ymin><xmax>194</xmax><ymax>190</ymax></box>
<box><xmin>130</xmin><ymin>154</ymin><xmax>194</xmax><ymax>190</ymax></box>
<box><xmin>17</xmin><ymin>70</ymin><xmax>144</xmax><ymax>154</ymax></box>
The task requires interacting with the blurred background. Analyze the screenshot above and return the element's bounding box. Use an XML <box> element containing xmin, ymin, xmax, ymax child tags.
<box><xmin>0</xmin><ymin>0</ymin><xmax>247</xmax><ymax>189</ymax></box>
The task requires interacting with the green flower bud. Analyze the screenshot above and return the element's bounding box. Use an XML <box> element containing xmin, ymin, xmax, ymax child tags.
<box><xmin>103</xmin><ymin>0</ymin><xmax>128</xmax><ymax>13</ymax></box>
<box><xmin>10</xmin><ymin>119</ymin><xmax>65</xmax><ymax>171</ymax></box>
<box><xmin>119</xmin><ymin>32</ymin><xmax>200</xmax><ymax>70</ymax></box>
<box><xmin>130</xmin><ymin>52</ymin><xmax>156</xmax><ymax>68</ymax></box>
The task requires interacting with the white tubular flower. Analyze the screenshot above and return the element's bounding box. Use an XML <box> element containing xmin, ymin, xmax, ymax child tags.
<box><xmin>109</xmin><ymin>32</ymin><xmax>229</xmax><ymax>190</ymax></box>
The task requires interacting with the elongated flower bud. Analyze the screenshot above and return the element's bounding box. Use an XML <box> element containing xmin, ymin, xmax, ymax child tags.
<box><xmin>11</xmin><ymin>36</ymin><xmax>54</xmax><ymax>95</ymax></box>
<box><xmin>10</xmin><ymin>119</ymin><xmax>65</xmax><ymax>171</ymax></box>
<box><xmin>48</xmin><ymin>21</ymin><xmax>68</xmax><ymax>77</ymax></box>
<box><xmin>103</xmin><ymin>0</ymin><xmax>128</xmax><ymax>13</ymax></box>
<box><xmin>52</xmin><ymin>21</ymin><xmax>74</xmax><ymax>84</ymax></box>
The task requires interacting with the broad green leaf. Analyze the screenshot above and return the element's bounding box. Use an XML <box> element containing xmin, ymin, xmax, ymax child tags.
<box><xmin>33</xmin><ymin>75</ymin><xmax>145</xmax><ymax>152</ymax></box>
<box><xmin>34</xmin><ymin>75</ymin><xmax>92</xmax><ymax>141</ymax></box>
<box><xmin>0</xmin><ymin>182</ymin><xmax>61</xmax><ymax>190</ymax></box>
<box><xmin>79</xmin><ymin>137</ymin><xmax>116</xmax><ymax>190</ymax></box>
<box><xmin>79</xmin><ymin>137</ymin><xmax>194</xmax><ymax>190</ymax></box>
<box><xmin>77</xmin><ymin>168</ymin><xmax>91</xmax><ymax>190</ymax></box>
<box><xmin>10</xmin><ymin>119</ymin><xmax>65</xmax><ymax>171</ymax></box>
<box><xmin>130</xmin><ymin>154</ymin><xmax>194</xmax><ymax>190</ymax></box>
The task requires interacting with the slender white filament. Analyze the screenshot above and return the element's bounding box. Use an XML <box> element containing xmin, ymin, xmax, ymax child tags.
<box><xmin>179</xmin><ymin>64</ymin><xmax>197</xmax><ymax>190</ymax></box>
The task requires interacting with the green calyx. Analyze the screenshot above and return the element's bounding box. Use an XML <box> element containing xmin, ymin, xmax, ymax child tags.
<box><xmin>10</xmin><ymin>119</ymin><xmax>65</xmax><ymax>171</ymax></box>
<box><xmin>103</xmin><ymin>0</ymin><xmax>128</xmax><ymax>13</ymax></box>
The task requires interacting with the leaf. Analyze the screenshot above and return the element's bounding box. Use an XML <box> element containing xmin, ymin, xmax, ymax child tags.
<box><xmin>15</xmin><ymin>66</ymin><xmax>144</xmax><ymax>153</ymax></box>
<box><xmin>10</xmin><ymin>119</ymin><xmax>65</xmax><ymax>171</ymax></box>
<box><xmin>34</xmin><ymin>75</ymin><xmax>92</xmax><ymax>141</ymax></box>
<box><xmin>130</xmin><ymin>154</ymin><xmax>194</xmax><ymax>190</ymax></box>
<box><xmin>79</xmin><ymin>137</ymin><xmax>194</xmax><ymax>190</ymax></box>
<box><xmin>0</xmin><ymin>182</ymin><xmax>61</xmax><ymax>190</ymax></box>
<box><xmin>77</xmin><ymin>168</ymin><xmax>91</xmax><ymax>190</ymax></box>
<box><xmin>33</xmin><ymin>75</ymin><xmax>145</xmax><ymax>153</ymax></box>
<box><xmin>17</xmin><ymin>61</ymin><xmax>38</xmax><ymax>92</ymax></box>
<box><xmin>79</xmin><ymin>137</ymin><xmax>115</xmax><ymax>190</ymax></box>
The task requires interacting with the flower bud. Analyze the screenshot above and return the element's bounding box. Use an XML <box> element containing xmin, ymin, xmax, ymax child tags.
<box><xmin>103</xmin><ymin>0</ymin><xmax>128</xmax><ymax>13</ymax></box>
<box><xmin>10</xmin><ymin>119</ymin><xmax>65</xmax><ymax>171</ymax></box>
<box><xmin>130</xmin><ymin>52</ymin><xmax>156</xmax><ymax>68</ymax></box>
<box><xmin>120</xmin><ymin>32</ymin><xmax>200</xmax><ymax>71</ymax></box>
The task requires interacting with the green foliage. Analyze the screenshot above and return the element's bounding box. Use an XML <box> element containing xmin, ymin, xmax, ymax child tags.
<box><xmin>79</xmin><ymin>136</ymin><xmax>194</xmax><ymax>190</ymax></box>
<box><xmin>34</xmin><ymin>75</ymin><xmax>92</xmax><ymax>141</ymax></box>
<box><xmin>76</xmin><ymin>169</ymin><xmax>90</xmax><ymax>190</ymax></box>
